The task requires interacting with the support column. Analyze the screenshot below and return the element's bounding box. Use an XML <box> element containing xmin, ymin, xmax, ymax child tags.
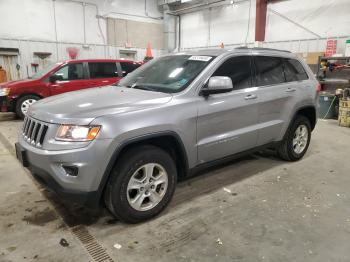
<box><xmin>255</xmin><ymin>0</ymin><xmax>267</xmax><ymax>42</ymax></box>
<box><xmin>163</xmin><ymin>5</ymin><xmax>177</xmax><ymax>53</ymax></box>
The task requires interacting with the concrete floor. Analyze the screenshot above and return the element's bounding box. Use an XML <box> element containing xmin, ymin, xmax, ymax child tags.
<box><xmin>0</xmin><ymin>117</ymin><xmax>349</xmax><ymax>262</ymax></box>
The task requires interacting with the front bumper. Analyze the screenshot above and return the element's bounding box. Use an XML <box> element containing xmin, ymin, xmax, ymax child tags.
<box><xmin>16</xmin><ymin>136</ymin><xmax>113</xmax><ymax>208</ymax></box>
<box><xmin>0</xmin><ymin>96</ymin><xmax>14</xmax><ymax>112</ymax></box>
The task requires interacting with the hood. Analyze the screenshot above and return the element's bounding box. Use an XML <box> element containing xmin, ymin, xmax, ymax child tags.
<box><xmin>28</xmin><ymin>86</ymin><xmax>173</xmax><ymax>125</ymax></box>
<box><xmin>1</xmin><ymin>78</ymin><xmax>38</xmax><ymax>88</ymax></box>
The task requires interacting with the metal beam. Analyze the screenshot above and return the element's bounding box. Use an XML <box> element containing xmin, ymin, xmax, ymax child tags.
<box><xmin>255</xmin><ymin>0</ymin><xmax>267</xmax><ymax>41</ymax></box>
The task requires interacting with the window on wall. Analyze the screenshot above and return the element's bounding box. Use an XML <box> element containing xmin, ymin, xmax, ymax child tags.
<box><xmin>283</xmin><ymin>59</ymin><xmax>308</xmax><ymax>82</ymax></box>
<box><xmin>212</xmin><ymin>56</ymin><xmax>252</xmax><ymax>89</ymax></box>
<box><xmin>88</xmin><ymin>62</ymin><xmax>118</xmax><ymax>78</ymax></box>
<box><xmin>53</xmin><ymin>63</ymin><xmax>84</xmax><ymax>80</ymax></box>
<box><xmin>254</xmin><ymin>56</ymin><xmax>285</xmax><ymax>86</ymax></box>
<box><xmin>120</xmin><ymin>62</ymin><xmax>140</xmax><ymax>76</ymax></box>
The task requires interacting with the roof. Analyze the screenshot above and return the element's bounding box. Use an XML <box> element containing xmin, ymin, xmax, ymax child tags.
<box><xmin>179</xmin><ymin>47</ymin><xmax>292</xmax><ymax>57</ymax></box>
<box><xmin>63</xmin><ymin>58</ymin><xmax>138</xmax><ymax>63</ymax></box>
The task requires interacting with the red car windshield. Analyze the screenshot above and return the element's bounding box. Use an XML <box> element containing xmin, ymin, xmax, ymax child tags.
<box><xmin>31</xmin><ymin>62</ymin><xmax>62</xmax><ymax>79</ymax></box>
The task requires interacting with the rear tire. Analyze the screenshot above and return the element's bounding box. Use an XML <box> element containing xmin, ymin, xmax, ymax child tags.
<box><xmin>104</xmin><ymin>145</ymin><xmax>177</xmax><ymax>223</ymax></box>
<box><xmin>15</xmin><ymin>95</ymin><xmax>40</xmax><ymax>119</ymax></box>
<box><xmin>277</xmin><ymin>115</ymin><xmax>311</xmax><ymax>161</ymax></box>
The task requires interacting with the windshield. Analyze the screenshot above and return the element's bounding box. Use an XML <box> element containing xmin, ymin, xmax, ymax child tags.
<box><xmin>118</xmin><ymin>55</ymin><xmax>215</xmax><ymax>93</ymax></box>
<box><xmin>31</xmin><ymin>62</ymin><xmax>62</xmax><ymax>79</ymax></box>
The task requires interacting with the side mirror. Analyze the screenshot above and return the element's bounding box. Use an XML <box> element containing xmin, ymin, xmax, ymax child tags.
<box><xmin>201</xmin><ymin>76</ymin><xmax>234</xmax><ymax>96</ymax></box>
<box><xmin>49</xmin><ymin>74</ymin><xmax>63</xmax><ymax>83</ymax></box>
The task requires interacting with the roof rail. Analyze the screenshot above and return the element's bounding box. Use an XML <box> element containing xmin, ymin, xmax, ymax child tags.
<box><xmin>235</xmin><ymin>46</ymin><xmax>291</xmax><ymax>53</ymax></box>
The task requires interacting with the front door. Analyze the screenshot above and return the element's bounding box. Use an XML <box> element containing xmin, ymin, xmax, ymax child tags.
<box><xmin>47</xmin><ymin>62</ymin><xmax>91</xmax><ymax>96</ymax></box>
<box><xmin>196</xmin><ymin>55</ymin><xmax>259</xmax><ymax>163</ymax></box>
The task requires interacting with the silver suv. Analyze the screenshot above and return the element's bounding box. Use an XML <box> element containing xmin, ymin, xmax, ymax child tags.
<box><xmin>15</xmin><ymin>48</ymin><xmax>319</xmax><ymax>223</ymax></box>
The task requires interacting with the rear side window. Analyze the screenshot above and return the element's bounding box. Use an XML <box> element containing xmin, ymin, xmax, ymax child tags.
<box><xmin>212</xmin><ymin>56</ymin><xmax>252</xmax><ymax>89</ymax></box>
<box><xmin>254</xmin><ymin>56</ymin><xmax>285</xmax><ymax>86</ymax></box>
<box><xmin>283</xmin><ymin>59</ymin><xmax>308</xmax><ymax>82</ymax></box>
<box><xmin>120</xmin><ymin>62</ymin><xmax>140</xmax><ymax>76</ymax></box>
<box><xmin>88</xmin><ymin>62</ymin><xmax>118</xmax><ymax>79</ymax></box>
<box><xmin>53</xmin><ymin>63</ymin><xmax>84</xmax><ymax>80</ymax></box>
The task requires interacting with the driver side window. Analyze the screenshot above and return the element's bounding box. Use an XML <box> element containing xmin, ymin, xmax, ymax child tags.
<box><xmin>212</xmin><ymin>56</ymin><xmax>252</xmax><ymax>89</ymax></box>
<box><xmin>54</xmin><ymin>63</ymin><xmax>84</xmax><ymax>81</ymax></box>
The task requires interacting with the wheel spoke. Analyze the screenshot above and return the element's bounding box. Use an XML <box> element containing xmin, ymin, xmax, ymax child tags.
<box><xmin>128</xmin><ymin>177</ymin><xmax>143</xmax><ymax>190</ymax></box>
<box><xmin>293</xmin><ymin>138</ymin><xmax>298</xmax><ymax>146</ymax></box>
<box><xmin>132</xmin><ymin>193</ymin><xmax>146</xmax><ymax>209</ymax></box>
<box><xmin>144</xmin><ymin>164</ymin><xmax>155</xmax><ymax>179</ymax></box>
<box><xmin>149</xmin><ymin>191</ymin><xmax>162</xmax><ymax>203</ymax></box>
<box><xmin>153</xmin><ymin>174</ymin><xmax>167</xmax><ymax>186</ymax></box>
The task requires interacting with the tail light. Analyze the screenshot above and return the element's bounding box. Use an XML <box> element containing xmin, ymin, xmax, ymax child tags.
<box><xmin>316</xmin><ymin>83</ymin><xmax>321</xmax><ymax>92</ymax></box>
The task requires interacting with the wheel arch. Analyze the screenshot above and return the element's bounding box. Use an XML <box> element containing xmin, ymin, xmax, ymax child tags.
<box><xmin>295</xmin><ymin>106</ymin><xmax>317</xmax><ymax>131</ymax></box>
<box><xmin>97</xmin><ymin>131</ymin><xmax>189</xmax><ymax>204</ymax></box>
<box><xmin>14</xmin><ymin>93</ymin><xmax>43</xmax><ymax>105</ymax></box>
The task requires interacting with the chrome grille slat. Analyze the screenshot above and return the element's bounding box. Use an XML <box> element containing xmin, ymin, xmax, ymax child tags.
<box><xmin>30</xmin><ymin>122</ymin><xmax>38</xmax><ymax>142</ymax></box>
<box><xmin>22</xmin><ymin>117</ymin><xmax>29</xmax><ymax>134</ymax></box>
<box><xmin>21</xmin><ymin>117</ymin><xmax>49</xmax><ymax>148</ymax></box>
<box><xmin>36</xmin><ymin>125</ymin><xmax>45</xmax><ymax>146</ymax></box>
<box><xmin>24</xmin><ymin>119</ymin><xmax>31</xmax><ymax>136</ymax></box>
<box><xmin>27</xmin><ymin>121</ymin><xmax>35</xmax><ymax>140</ymax></box>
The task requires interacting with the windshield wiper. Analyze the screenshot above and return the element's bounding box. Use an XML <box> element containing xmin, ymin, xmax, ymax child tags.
<box><xmin>125</xmin><ymin>84</ymin><xmax>155</xmax><ymax>92</ymax></box>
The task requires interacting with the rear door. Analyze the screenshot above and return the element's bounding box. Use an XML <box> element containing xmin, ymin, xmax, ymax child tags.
<box><xmin>87</xmin><ymin>62</ymin><xmax>120</xmax><ymax>87</ymax></box>
<box><xmin>253</xmin><ymin>56</ymin><xmax>302</xmax><ymax>146</ymax></box>
<box><xmin>119</xmin><ymin>61</ymin><xmax>140</xmax><ymax>77</ymax></box>
<box><xmin>47</xmin><ymin>62</ymin><xmax>91</xmax><ymax>96</ymax></box>
<box><xmin>197</xmin><ymin>55</ymin><xmax>259</xmax><ymax>163</ymax></box>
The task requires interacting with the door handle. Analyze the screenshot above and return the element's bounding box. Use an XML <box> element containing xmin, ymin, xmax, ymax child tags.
<box><xmin>244</xmin><ymin>94</ymin><xmax>257</xmax><ymax>100</ymax></box>
<box><xmin>286</xmin><ymin>87</ymin><xmax>296</xmax><ymax>92</ymax></box>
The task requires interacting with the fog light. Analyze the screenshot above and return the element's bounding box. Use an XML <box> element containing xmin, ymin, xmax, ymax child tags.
<box><xmin>62</xmin><ymin>165</ymin><xmax>79</xmax><ymax>177</ymax></box>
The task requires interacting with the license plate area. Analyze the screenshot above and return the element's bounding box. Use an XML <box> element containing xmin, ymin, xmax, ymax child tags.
<box><xmin>15</xmin><ymin>142</ymin><xmax>29</xmax><ymax>167</ymax></box>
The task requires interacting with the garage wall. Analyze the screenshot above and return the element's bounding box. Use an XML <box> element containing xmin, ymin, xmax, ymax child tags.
<box><xmin>180</xmin><ymin>0</ymin><xmax>350</xmax><ymax>54</ymax></box>
<box><xmin>0</xmin><ymin>0</ymin><xmax>164</xmax><ymax>79</ymax></box>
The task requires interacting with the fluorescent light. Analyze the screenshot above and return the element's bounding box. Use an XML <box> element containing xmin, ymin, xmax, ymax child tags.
<box><xmin>169</xmin><ymin>67</ymin><xmax>183</xmax><ymax>78</ymax></box>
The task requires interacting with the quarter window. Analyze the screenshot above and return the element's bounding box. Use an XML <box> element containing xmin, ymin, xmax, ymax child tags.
<box><xmin>53</xmin><ymin>63</ymin><xmax>84</xmax><ymax>80</ymax></box>
<box><xmin>254</xmin><ymin>56</ymin><xmax>285</xmax><ymax>86</ymax></box>
<box><xmin>283</xmin><ymin>59</ymin><xmax>308</xmax><ymax>82</ymax></box>
<box><xmin>212</xmin><ymin>56</ymin><xmax>252</xmax><ymax>89</ymax></box>
<box><xmin>89</xmin><ymin>62</ymin><xmax>118</xmax><ymax>78</ymax></box>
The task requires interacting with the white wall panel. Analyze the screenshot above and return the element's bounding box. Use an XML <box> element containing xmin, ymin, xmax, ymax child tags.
<box><xmin>180</xmin><ymin>10</ymin><xmax>210</xmax><ymax>48</ymax></box>
<box><xmin>55</xmin><ymin>2</ymin><xmax>85</xmax><ymax>43</ymax></box>
<box><xmin>209</xmin><ymin>2</ymin><xmax>255</xmax><ymax>46</ymax></box>
<box><xmin>0</xmin><ymin>0</ymin><xmax>55</xmax><ymax>41</ymax></box>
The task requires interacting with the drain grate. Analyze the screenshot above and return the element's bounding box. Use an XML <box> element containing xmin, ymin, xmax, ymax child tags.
<box><xmin>72</xmin><ymin>226</ymin><xmax>114</xmax><ymax>262</ymax></box>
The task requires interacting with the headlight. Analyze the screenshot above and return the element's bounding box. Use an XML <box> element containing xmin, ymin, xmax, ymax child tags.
<box><xmin>0</xmin><ymin>88</ymin><xmax>10</xmax><ymax>96</ymax></box>
<box><xmin>55</xmin><ymin>125</ymin><xmax>101</xmax><ymax>142</ymax></box>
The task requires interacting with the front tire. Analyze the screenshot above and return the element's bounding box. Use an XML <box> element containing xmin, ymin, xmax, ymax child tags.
<box><xmin>277</xmin><ymin>115</ymin><xmax>311</xmax><ymax>161</ymax></box>
<box><xmin>15</xmin><ymin>95</ymin><xmax>40</xmax><ymax>119</ymax></box>
<box><xmin>104</xmin><ymin>145</ymin><xmax>177</xmax><ymax>223</ymax></box>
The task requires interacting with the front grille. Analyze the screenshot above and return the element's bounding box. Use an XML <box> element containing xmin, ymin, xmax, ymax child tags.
<box><xmin>22</xmin><ymin>116</ymin><xmax>49</xmax><ymax>147</ymax></box>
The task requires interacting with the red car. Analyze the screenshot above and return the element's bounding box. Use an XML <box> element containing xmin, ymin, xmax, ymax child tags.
<box><xmin>0</xmin><ymin>59</ymin><xmax>141</xmax><ymax>118</ymax></box>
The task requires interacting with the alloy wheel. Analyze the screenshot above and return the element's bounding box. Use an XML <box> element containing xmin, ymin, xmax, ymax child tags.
<box><xmin>127</xmin><ymin>163</ymin><xmax>168</xmax><ymax>211</ymax></box>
